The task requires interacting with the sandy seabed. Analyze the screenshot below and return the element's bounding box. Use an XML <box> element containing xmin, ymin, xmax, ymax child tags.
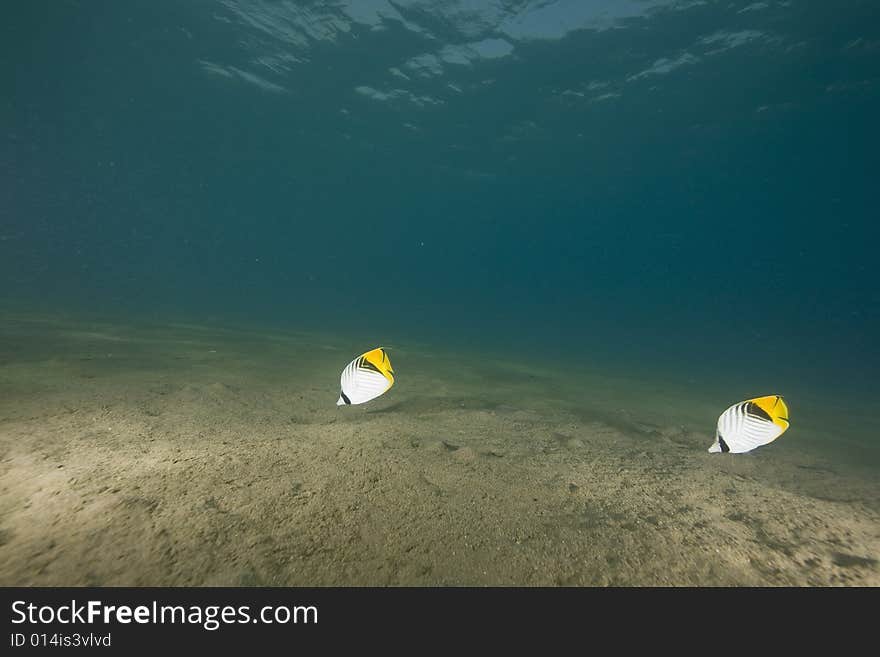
<box><xmin>0</xmin><ymin>314</ymin><xmax>877</xmax><ymax>586</ymax></box>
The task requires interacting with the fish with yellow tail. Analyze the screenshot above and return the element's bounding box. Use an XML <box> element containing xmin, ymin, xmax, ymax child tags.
<box><xmin>337</xmin><ymin>347</ymin><xmax>394</xmax><ymax>406</ymax></box>
<box><xmin>709</xmin><ymin>395</ymin><xmax>790</xmax><ymax>454</ymax></box>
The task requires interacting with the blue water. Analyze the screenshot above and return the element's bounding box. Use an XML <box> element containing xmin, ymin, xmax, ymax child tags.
<box><xmin>3</xmin><ymin>1</ymin><xmax>878</xmax><ymax>410</ymax></box>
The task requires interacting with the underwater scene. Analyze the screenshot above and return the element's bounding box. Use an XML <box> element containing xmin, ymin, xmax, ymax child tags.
<box><xmin>1</xmin><ymin>0</ymin><xmax>878</xmax><ymax>586</ymax></box>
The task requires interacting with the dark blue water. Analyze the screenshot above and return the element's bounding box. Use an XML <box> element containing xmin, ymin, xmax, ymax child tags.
<box><xmin>3</xmin><ymin>1</ymin><xmax>879</xmax><ymax>406</ymax></box>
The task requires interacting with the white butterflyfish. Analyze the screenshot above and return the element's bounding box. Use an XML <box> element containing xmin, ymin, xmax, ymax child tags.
<box><xmin>708</xmin><ymin>395</ymin><xmax>790</xmax><ymax>454</ymax></box>
<box><xmin>336</xmin><ymin>347</ymin><xmax>394</xmax><ymax>406</ymax></box>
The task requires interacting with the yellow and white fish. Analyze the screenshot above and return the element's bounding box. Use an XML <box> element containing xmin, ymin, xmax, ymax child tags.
<box><xmin>337</xmin><ymin>347</ymin><xmax>394</xmax><ymax>406</ymax></box>
<box><xmin>709</xmin><ymin>395</ymin><xmax>790</xmax><ymax>454</ymax></box>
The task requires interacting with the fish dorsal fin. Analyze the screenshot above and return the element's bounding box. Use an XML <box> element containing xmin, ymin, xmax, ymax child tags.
<box><xmin>749</xmin><ymin>395</ymin><xmax>789</xmax><ymax>430</ymax></box>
